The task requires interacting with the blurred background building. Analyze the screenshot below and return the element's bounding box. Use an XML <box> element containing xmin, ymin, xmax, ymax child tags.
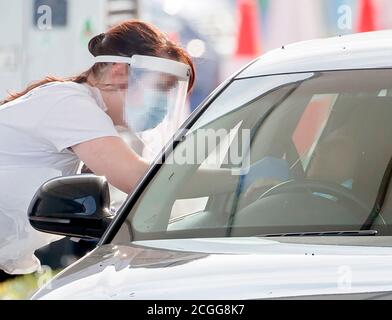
<box><xmin>1</xmin><ymin>0</ymin><xmax>392</xmax><ymax>111</ymax></box>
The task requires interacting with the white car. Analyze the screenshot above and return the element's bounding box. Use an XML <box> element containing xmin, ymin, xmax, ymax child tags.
<box><xmin>29</xmin><ymin>30</ymin><xmax>392</xmax><ymax>300</ymax></box>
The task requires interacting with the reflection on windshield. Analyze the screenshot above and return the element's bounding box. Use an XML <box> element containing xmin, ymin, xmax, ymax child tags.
<box><xmin>189</xmin><ymin>73</ymin><xmax>314</xmax><ymax>133</ymax></box>
<box><xmin>122</xmin><ymin>69</ymin><xmax>392</xmax><ymax>242</ymax></box>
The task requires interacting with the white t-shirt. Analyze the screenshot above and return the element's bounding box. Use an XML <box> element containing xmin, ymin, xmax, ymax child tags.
<box><xmin>0</xmin><ymin>81</ymin><xmax>120</xmax><ymax>274</ymax></box>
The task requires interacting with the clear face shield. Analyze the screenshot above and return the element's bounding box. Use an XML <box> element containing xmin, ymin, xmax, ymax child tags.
<box><xmin>93</xmin><ymin>54</ymin><xmax>190</xmax><ymax>133</ymax></box>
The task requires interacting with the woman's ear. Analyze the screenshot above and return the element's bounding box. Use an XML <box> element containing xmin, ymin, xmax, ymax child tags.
<box><xmin>110</xmin><ymin>63</ymin><xmax>128</xmax><ymax>77</ymax></box>
<box><xmin>107</xmin><ymin>63</ymin><xmax>129</xmax><ymax>85</ymax></box>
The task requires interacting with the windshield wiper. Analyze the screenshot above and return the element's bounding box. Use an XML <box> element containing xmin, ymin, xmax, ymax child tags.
<box><xmin>257</xmin><ymin>230</ymin><xmax>378</xmax><ymax>237</ymax></box>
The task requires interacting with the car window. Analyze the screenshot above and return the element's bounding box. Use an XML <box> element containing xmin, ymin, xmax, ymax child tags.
<box><xmin>292</xmin><ymin>94</ymin><xmax>338</xmax><ymax>170</ymax></box>
<box><xmin>113</xmin><ymin>69</ymin><xmax>392</xmax><ymax>243</ymax></box>
<box><xmin>189</xmin><ymin>73</ymin><xmax>314</xmax><ymax>133</ymax></box>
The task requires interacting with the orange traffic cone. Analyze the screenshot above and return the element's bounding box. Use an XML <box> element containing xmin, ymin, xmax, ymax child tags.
<box><xmin>235</xmin><ymin>0</ymin><xmax>262</xmax><ymax>57</ymax></box>
<box><xmin>357</xmin><ymin>0</ymin><xmax>377</xmax><ymax>32</ymax></box>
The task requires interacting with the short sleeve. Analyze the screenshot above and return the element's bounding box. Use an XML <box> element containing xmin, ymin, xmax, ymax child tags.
<box><xmin>38</xmin><ymin>94</ymin><xmax>120</xmax><ymax>152</ymax></box>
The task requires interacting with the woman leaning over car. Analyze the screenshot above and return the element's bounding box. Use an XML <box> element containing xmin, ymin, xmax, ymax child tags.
<box><xmin>0</xmin><ymin>20</ymin><xmax>195</xmax><ymax>275</ymax></box>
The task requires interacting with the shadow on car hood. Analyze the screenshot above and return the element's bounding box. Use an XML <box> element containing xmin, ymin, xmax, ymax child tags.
<box><xmin>32</xmin><ymin>237</ymin><xmax>392</xmax><ymax>300</ymax></box>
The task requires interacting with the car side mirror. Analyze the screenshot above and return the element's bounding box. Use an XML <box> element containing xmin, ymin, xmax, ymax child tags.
<box><xmin>28</xmin><ymin>175</ymin><xmax>114</xmax><ymax>239</ymax></box>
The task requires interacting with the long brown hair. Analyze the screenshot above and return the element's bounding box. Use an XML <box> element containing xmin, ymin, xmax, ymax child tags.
<box><xmin>1</xmin><ymin>20</ymin><xmax>195</xmax><ymax>105</ymax></box>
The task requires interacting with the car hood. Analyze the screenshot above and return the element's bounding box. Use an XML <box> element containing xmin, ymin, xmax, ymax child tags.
<box><xmin>32</xmin><ymin>237</ymin><xmax>392</xmax><ymax>300</ymax></box>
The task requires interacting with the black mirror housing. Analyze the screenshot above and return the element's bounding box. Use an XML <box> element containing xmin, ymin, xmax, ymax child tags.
<box><xmin>28</xmin><ymin>175</ymin><xmax>113</xmax><ymax>239</ymax></box>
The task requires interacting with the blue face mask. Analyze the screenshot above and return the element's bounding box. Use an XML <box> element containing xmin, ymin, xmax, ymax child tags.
<box><xmin>125</xmin><ymin>90</ymin><xmax>169</xmax><ymax>132</ymax></box>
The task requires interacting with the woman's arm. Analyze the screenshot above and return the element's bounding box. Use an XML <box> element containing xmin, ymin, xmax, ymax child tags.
<box><xmin>72</xmin><ymin>136</ymin><xmax>150</xmax><ymax>194</ymax></box>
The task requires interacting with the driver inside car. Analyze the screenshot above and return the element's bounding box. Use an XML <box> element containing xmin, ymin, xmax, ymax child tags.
<box><xmin>242</xmin><ymin>129</ymin><xmax>357</xmax><ymax>202</ymax></box>
<box><xmin>307</xmin><ymin>132</ymin><xmax>357</xmax><ymax>190</ymax></box>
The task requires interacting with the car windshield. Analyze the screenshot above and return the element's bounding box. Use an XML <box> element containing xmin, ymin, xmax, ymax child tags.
<box><xmin>114</xmin><ymin>69</ymin><xmax>392</xmax><ymax>242</ymax></box>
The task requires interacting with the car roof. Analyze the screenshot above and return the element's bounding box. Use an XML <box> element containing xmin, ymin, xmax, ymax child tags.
<box><xmin>236</xmin><ymin>30</ymin><xmax>392</xmax><ymax>78</ymax></box>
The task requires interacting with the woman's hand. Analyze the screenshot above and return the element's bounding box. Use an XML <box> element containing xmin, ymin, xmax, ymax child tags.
<box><xmin>240</xmin><ymin>157</ymin><xmax>289</xmax><ymax>203</ymax></box>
